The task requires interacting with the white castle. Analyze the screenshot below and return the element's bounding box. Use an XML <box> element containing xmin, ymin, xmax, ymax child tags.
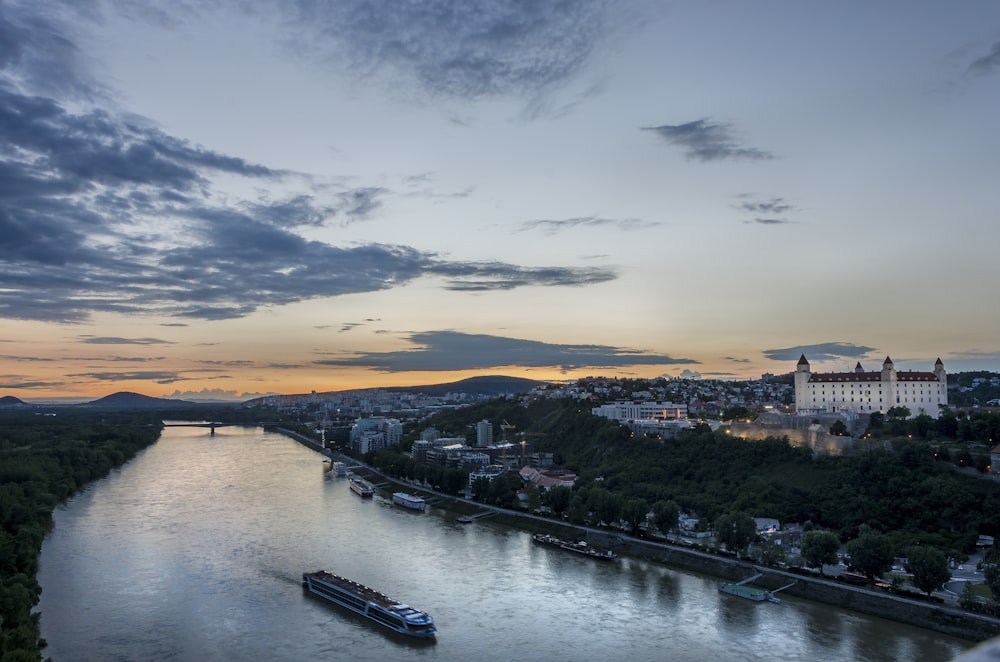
<box><xmin>794</xmin><ymin>355</ymin><xmax>947</xmax><ymax>418</ymax></box>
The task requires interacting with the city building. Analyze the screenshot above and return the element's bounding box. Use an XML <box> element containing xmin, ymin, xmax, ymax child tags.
<box><xmin>794</xmin><ymin>355</ymin><xmax>947</xmax><ymax>418</ymax></box>
<box><xmin>476</xmin><ymin>419</ymin><xmax>493</xmax><ymax>447</ymax></box>
<box><xmin>591</xmin><ymin>401</ymin><xmax>688</xmax><ymax>422</ymax></box>
<box><xmin>349</xmin><ymin>416</ymin><xmax>403</xmax><ymax>453</ymax></box>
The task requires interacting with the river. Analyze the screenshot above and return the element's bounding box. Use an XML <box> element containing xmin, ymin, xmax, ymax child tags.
<box><xmin>37</xmin><ymin>425</ymin><xmax>971</xmax><ymax>661</ymax></box>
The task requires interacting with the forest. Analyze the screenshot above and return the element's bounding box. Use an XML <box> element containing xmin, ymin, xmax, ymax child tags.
<box><xmin>0</xmin><ymin>411</ymin><xmax>162</xmax><ymax>661</ymax></box>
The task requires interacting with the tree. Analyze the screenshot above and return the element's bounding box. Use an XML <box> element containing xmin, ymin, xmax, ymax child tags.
<box><xmin>983</xmin><ymin>546</ymin><xmax>1000</xmax><ymax>600</ymax></box>
<box><xmin>829</xmin><ymin>420</ymin><xmax>848</xmax><ymax>436</ymax></box>
<box><xmin>652</xmin><ymin>500</ymin><xmax>680</xmax><ymax>537</ymax></box>
<box><xmin>714</xmin><ymin>512</ymin><xmax>756</xmax><ymax>557</ymax></box>
<box><xmin>622</xmin><ymin>498</ymin><xmax>649</xmax><ymax>536</ymax></box>
<box><xmin>886</xmin><ymin>406</ymin><xmax>912</xmax><ymax>420</ymax></box>
<box><xmin>470</xmin><ymin>476</ymin><xmax>490</xmax><ymax>502</ymax></box>
<box><xmin>905</xmin><ymin>546</ymin><xmax>950</xmax><ymax>596</ymax></box>
<box><xmin>846</xmin><ymin>525</ymin><xmax>895</xmax><ymax>583</ymax></box>
<box><xmin>545</xmin><ymin>485</ymin><xmax>572</xmax><ymax>517</ymax></box>
<box><xmin>526</xmin><ymin>487</ymin><xmax>541</xmax><ymax>513</ymax></box>
<box><xmin>801</xmin><ymin>529</ymin><xmax>840</xmax><ymax>574</ymax></box>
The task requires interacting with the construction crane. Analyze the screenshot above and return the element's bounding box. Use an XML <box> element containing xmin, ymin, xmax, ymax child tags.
<box><xmin>500</xmin><ymin>419</ymin><xmax>516</xmax><ymax>441</ymax></box>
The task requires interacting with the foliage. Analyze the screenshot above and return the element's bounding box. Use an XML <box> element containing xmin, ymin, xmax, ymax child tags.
<box><xmin>905</xmin><ymin>545</ymin><xmax>951</xmax><ymax>596</ymax></box>
<box><xmin>0</xmin><ymin>411</ymin><xmax>162</xmax><ymax>661</ymax></box>
<box><xmin>846</xmin><ymin>525</ymin><xmax>895</xmax><ymax>583</ymax></box>
<box><xmin>714</xmin><ymin>512</ymin><xmax>756</xmax><ymax>556</ymax></box>
<box><xmin>829</xmin><ymin>420</ymin><xmax>848</xmax><ymax>436</ymax></box>
<box><xmin>800</xmin><ymin>530</ymin><xmax>841</xmax><ymax>572</ymax></box>
<box><xmin>652</xmin><ymin>500</ymin><xmax>679</xmax><ymax>536</ymax></box>
<box><xmin>413</xmin><ymin>397</ymin><xmax>1000</xmax><ymax>558</ymax></box>
<box><xmin>983</xmin><ymin>546</ymin><xmax>1000</xmax><ymax>600</ymax></box>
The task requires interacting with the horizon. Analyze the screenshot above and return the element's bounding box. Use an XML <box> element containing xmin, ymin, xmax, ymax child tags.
<box><xmin>3</xmin><ymin>2</ymin><xmax>999</xmax><ymax>401</ymax></box>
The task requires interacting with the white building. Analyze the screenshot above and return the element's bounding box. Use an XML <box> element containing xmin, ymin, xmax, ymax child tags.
<box><xmin>591</xmin><ymin>401</ymin><xmax>688</xmax><ymax>422</ymax></box>
<box><xmin>794</xmin><ymin>355</ymin><xmax>947</xmax><ymax>418</ymax></box>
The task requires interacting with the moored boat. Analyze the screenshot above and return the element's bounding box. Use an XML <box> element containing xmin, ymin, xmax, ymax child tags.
<box><xmin>349</xmin><ymin>475</ymin><xmax>374</xmax><ymax>497</ymax></box>
<box><xmin>531</xmin><ymin>533</ymin><xmax>617</xmax><ymax>560</ymax></box>
<box><xmin>392</xmin><ymin>492</ymin><xmax>426</xmax><ymax>511</ymax></box>
<box><xmin>302</xmin><ymin>571</ymin><xmax>436</xmax><ymax>639</ymax></box>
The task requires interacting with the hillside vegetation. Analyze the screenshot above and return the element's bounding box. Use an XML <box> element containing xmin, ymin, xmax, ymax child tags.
<box><xmin>398</xmin><ymin>398</ymin><xmax>1000</xmax><ymax>557</ymax></box>
<box><xmin>0</xmin><ymin>411</ymin><xmax>162</xmax><ymax>661</ymax></box>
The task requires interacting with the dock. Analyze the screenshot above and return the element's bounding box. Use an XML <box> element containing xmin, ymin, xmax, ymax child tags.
<box><xmin>719</xmin><ymin>570</ymin><xmax>796</xmax><ymax>604</ymax></box>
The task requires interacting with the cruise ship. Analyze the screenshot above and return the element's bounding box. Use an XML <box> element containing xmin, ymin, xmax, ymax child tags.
<box><xmin>392</xmin><ymin>492</ymin><xmax>426</xmax><ymax>511</ymax></box>
<box><xmin>349</xmin><ymin>475</ymin><xmax>374</xmax><ymax>497</ymax></box>
<box><xmin>302</xmin><ymin>571</ymin><xmax>437</xmax><ymax>639</ymax></box>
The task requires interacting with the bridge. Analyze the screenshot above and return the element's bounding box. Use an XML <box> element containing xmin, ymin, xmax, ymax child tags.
<box><xmin>161</xmin><ymin>422</ymin><xmax>230</xmax><ymax>435</ymax></box>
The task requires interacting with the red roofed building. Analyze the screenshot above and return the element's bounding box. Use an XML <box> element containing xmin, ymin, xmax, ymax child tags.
<box><xmin>518</xmin><ymin>466</ymin><xmax>577</xmax><ymax>491</ymax></box>
<box><xmin>794</xmin><ymin>355</ymin><xmax>947</xmax><ymax>418</ymax></box>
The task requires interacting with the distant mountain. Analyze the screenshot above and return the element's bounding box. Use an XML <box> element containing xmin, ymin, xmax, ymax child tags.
<box><xmin>383</xmin><ymin>375</ymin><xmax>549</xmax><ymax>397</ymax></box>
<box><xmin>0</xmin><ymin>395</ymin><xmax>27</xmax><ymax>406</ymax></box>
<box><xmin>242</xmin><ymin>375</ymin><xmax>550</xmax><ymax>406</ymax></box>
<box><xmin>84</xmin><ymin>392</ymin><xmax>197</xmax><ymax>408</ymax></box>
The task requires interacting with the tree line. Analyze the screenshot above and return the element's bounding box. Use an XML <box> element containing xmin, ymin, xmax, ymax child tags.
<box><xmin>0</xmin><ymin>411</ymin><xmax>162</xmax><ymax>661</ymax></box>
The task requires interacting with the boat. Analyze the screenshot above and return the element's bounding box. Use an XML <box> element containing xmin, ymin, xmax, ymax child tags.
<box><xmin>392</xmin><ymin>492</ymin><xmax>426</xmax><ymax>511</ymax></box>
<box><xmin>349</xmin><ymin>475</ymin><xmax>374</xmax><ymax>497</ymax></box>
<box><xmin>531</xmin><ymin>533</ymin><xmax>617</xmax><ymax>560</ymax></box>
<box><xmin>332</xmin><ymin>461</ymin><xmax>347</xmax><ymax>477</ymax></box>
<box><xmin>302</xmin><ymin>571</ymin><xmax>436</xmax><ymax>639</ymax></box>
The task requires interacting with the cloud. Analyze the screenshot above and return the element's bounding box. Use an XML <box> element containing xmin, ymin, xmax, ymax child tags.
<box><xmin>967</xmin><ymin>41</ymin><xmax>1000</xmax><ymax>76</ymax></box>
<box><xmin>0</xmin><ymin>15</ymin><xmax>616</xmax><ymax>324</ymax></box>
<box><xmin>67</xmin><ymin>370</ymin><xmax>185</xmax><ymax>383</ymax></box>
<box><xmin>642</xmin><ymin>119</ymin><xmax>774</xmax><ymax>162</ymax></box>
<box><xmin>267</xmin><ymin>0</ymin><xmax>620</xmax><ymax>99</ymax></box>
<box><xmin>763</xmin><ymin>343</ymin><xmax>877</xmax><ymax>363</ymax></box>
<box><xmin>166</xmin><ymin>387</ymin><xmax>276</xmax><ymax>401</ymax></box>
<box><xmin>744</xmin><ymin>218</ymin><xmax>795</xmax><ymax>225</ymax></box>
<box><xmin>519</xmin><ymin>216</ymin><xmax>659</xmax><ymax>236</ymax></box>
<box><xmin>314</xmin><ymin>330</ymin><xmax>698</xmax><ymax>372</ymax></box>
<box><xmin>77</xmin><ymin>336</ymin><xmax>172</xmax><ymax>345</ymax></box>
<box><xmin>0</xmin><ymin>380</ymin><xmax>63</xmax><ymax>389</ymax></box>
<box><xmin>736</xmin><ymin>196</ymin><xmax>794</xmax><ymax>215</ymax></box>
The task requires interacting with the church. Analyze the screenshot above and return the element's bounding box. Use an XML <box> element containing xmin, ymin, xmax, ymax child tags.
<box><xmin>794</xmin><ymin>355</ymin><xmax>947</xmax><ymax>418</ymax></box>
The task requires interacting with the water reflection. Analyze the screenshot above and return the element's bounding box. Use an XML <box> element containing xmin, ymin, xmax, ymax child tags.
<box><xmin>37</xmin><ymin>426</ymin><xmax>971</xmax><ymax>662</ymax></box>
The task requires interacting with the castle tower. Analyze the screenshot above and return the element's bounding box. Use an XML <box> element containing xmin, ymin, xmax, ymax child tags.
<box><xmin>794</xmin><ymin>354</ymin><xmax>811</xmax><ymax>411</ymax></box>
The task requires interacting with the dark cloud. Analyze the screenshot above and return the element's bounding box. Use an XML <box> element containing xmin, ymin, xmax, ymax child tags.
<box><xmin>273</xmin><ymin>0</ymin><xmax>618</xmax><ymax>99</ymax></box>
<box><xmin>78</xmin><ymin>337</ymin><xmax>172</xmax><ymax>345</ymax></box>
<box><xmin>736</xmin><ymin>197</ymin><xmax>794</xmax><ymax>215</ymax></box>
<box><xmin>0</xmin><ymin>354</ymin><xmax>55</xmax><ymax>362</ymax></box>
<box><xmin>0</xmin><ymin>37</ymin><xmax>615</xmax><ymax>324</ymax></box>
<box><xmin>967</xmin><ymin>41</ymin><xmax>1000</xmax><ymax>76</ymax></box>
<box><xmin>315</xmin><ymin>330</ymin><xmax>698</xmax><ymax>372</ymax></box>
<box><xmin>642</xmin><ymin>119</ymin><xmax>773</xmax><ymax>162</ymax></box>
<box><xmin>519</xmin><ymin>216</ymin><xmax>658</xmax><ymax>236</ymax></box>
<box><xmin>763</xmin><ymin>343</ymin><xmax>876</xmax><ymax>363</ymax></box>
<box><xmin>67</xmin><ymin>370</ymin><xmax>185</xmax><ymax>383</ymax></box>
<box><xmin>0</xmin><ymin>380</ymin><xmax>63</xmax><ymax>389</ymax></box>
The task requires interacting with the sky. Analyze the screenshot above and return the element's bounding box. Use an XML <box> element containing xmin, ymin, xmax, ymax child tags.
<box><xmin>2</xmin><ymin>1</ymin><xmax>1000</xmax><ymax>402</ymax></box>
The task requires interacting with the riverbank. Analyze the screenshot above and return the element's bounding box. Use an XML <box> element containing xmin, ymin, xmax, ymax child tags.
<box><xmin>281</xmin><ymin>432</ymin><xmax>1000</xmax><ymax>643</ymax></box>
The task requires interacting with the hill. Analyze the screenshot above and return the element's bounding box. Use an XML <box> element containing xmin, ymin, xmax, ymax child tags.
<box><xmin>382</xmin><ymin>375</ymin><xmax>549</xmax><ymax>397</ymax></box>
<box><xmin>84</xmin><ymin>392</ymin><xmax>196</xmax><ymax>408</ymax></box>
<box><xmin>0</xmin><ymin>395</ymin><xmax>27</xmax><ymax>406</ymax></box>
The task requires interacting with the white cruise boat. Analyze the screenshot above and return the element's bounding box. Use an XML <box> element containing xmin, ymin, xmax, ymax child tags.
<box><xmin>392</xmin><ymin>492</ymin><xmax>426</xmax><ymax>511</ymax></box>
<box><xmin>302</xmin><ymin>571</ymin><xmax>436</xmax><ymax>639</ymax></box>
